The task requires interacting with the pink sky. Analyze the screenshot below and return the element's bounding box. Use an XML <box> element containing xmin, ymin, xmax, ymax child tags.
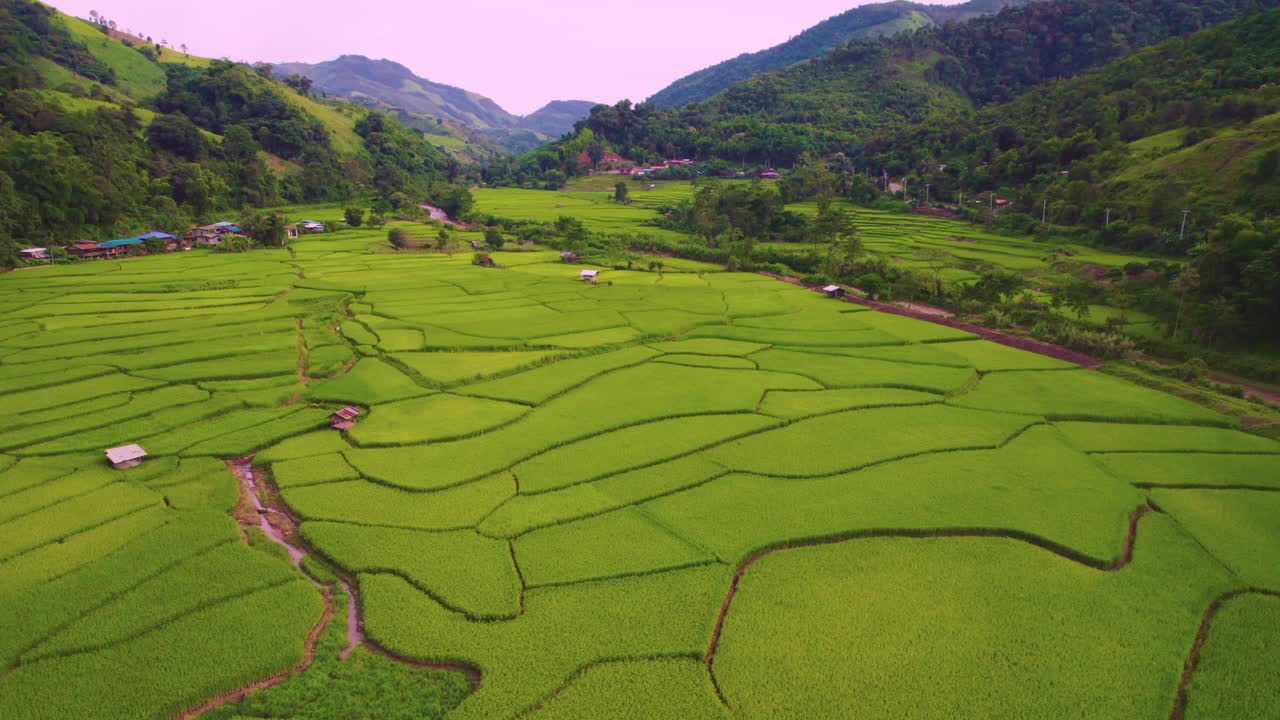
<box><xmin>45</xmin><ymin>0</ymin><xmax>966</xmax><ymax>115</ymax></box>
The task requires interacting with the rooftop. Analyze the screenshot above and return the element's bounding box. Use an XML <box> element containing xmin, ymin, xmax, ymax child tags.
<box><xmin>332</xmin><ymin>406</ymin><xmax>361</xmax><ymax>421</ymax></box>
<box><xmin>104</xmin><ymin>444</ymin><xmax>147</xmax><ymax>464</ymax></box>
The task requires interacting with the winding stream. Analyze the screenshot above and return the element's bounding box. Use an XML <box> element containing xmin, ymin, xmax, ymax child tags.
<box><xmin>230</xmin><ymin>459</ymin><xmax>365</xmax><ymax>658</ymax></box>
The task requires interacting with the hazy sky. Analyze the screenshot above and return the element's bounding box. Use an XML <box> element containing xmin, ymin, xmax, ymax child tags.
<box><xmin>45</xmin><ymin>0</ymin><xmax>966</xmax><ymax>115</ymax></box>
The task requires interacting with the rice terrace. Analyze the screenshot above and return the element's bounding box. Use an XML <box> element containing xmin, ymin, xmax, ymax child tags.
<box><xmin>3</xmin><ymin>0</ymin><xmax>1280</xmax><ymax>718</ymax></box>
<box><xmin>0</xmin><ymin>213</ymin><xmax>1276</xmax><ymax>720</ymax></box>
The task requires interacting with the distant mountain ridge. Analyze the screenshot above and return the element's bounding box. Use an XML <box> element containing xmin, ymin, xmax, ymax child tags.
<box><xmin>647</xmin><ymin>0</ymin><xmax>1030</xmax><ymax>108</ymax></box>
<box><xmin>519</xmin><ymin>100</ymin><xmax>599</xmax><ymax>138</ymax></box>
<box><xmin>272</xmin><ymin>56</ymin><xmax>597</xmax><ymax>139</ymax></box>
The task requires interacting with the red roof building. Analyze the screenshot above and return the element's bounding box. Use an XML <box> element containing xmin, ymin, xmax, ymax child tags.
<box><xmin>329</xmin><ymin>406</ymin><xmax>361</xmax><ymax>430</ymax></box>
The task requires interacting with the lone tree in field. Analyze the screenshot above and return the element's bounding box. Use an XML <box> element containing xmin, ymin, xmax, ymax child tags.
<box><xmin>614</xmin><ymin>182</ymin><xmax>629</xmax><ymax>204</ymax></box>
<box><xmin>484</xmin><ymin>227</ymin><xmax>504</xmax><ymax>251</ymax></box>
<box><xmin>388</xmin><ymin>227</ymin><xmax>408</xmax><ymax>248</ymax></box>
<box><xmin>344</xmin><ymin>207</ymin><xmax>365</xmax><ymax>228</ymax></box>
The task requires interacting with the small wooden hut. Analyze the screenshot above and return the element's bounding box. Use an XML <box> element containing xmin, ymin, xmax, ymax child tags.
<box><xmin>105</xmin><ymin>444</ymin><xmax>147</xmax><ymax>469</ymax></box>
<box><xmin>823</xmin><ymin>284</ymin><xmax>846</xmax><ymax>299</ymax></box>
<box><xmin>329</xmin><ymin>406</ymin><xmax>361</xmax><ymax>431</ymax></box>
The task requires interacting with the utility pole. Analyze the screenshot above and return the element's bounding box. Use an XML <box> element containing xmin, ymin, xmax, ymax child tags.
<box><xmin>958</xmin><ymin>190</ymin><xmax>964</xmax><ymax>207</ymax></box>
<box><xmin>925</xmin><ymin>184</ymin><xmax>931</xmax><ymax>206</ymax></box>
<box><xmin>1179</xmin><ymin>209</ymin><xmax>1190</xmax><ymax>243</ymax></box>
<box><xmin>1042</xmin><ymin>198</ymin><xmax>1048</xmax><ymax>224</ymax></box>
<box><xmin>1105</xmin><ymin>208</ymin><xmax>1111</xmax><ymax>229</ymax></box>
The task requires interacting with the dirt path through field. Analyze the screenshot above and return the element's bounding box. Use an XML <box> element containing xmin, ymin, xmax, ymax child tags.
<box><xmin>227</xmin><ymin>459</ymin><xmax>363</xmax><ymax>650</ymax></box>
<box><xmin>190</xmin><ymin>458</ymin><xmax>479</xmax><ymax>716</ymax></box>
<box><xmin>419</xmin><ymin>203</ymin><xmax>468</xmax><ymax>229</ymax></box>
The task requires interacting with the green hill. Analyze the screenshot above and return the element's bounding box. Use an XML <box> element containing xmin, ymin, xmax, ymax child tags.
<box><xmin>647</xmin><ymin>0</ymin><xmax>1027</xmax><ymax>108</ymax></box>
<box><xmin>512</xmin><ymin>0</ymin><xmax>1278</xmax><ymax>182</ymax></box>
<box><xmin>0</xmin><ymin>0</ymin><xmax>460</xmax><ymax>257</ymax></box>
<box><xmin>860</xmin><ymin>7</ymin><xmax>1280</xmax><ymax>249</ymax></box>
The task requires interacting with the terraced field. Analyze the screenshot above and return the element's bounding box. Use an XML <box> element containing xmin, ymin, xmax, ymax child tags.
<box><xmin>0</xmin><ymin>220</ymin><xmax>1276</xmax><ymax>719</ymax></box>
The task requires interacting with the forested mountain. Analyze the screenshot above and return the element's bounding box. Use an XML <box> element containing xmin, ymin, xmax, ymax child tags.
<box><xmin>648</xmin><ymin>0</ymin><xmax>1028</xmax><ymax>108</ymax></box>
<box><xmin>272</xmin><ymin>56</ymin><xmax>597</xmax><ymax>140</ymax></box>
<box><xmin>507</xmin><ymin>0</ymin><xmax>1277</xmax><ymax>181</ymax></box>
<box><xmin>862</xmin><ymin>8</ymin><xmax>1280</xmax><ymax>249</ymax></box>
<box><xmin>0</xmin><ymin>0</ymin><xmax>460</xmax><ymax>261</ymax></box>
<box><xmin>273</xmin><ymin>56</ymin><xmax>517</xmax><ymax>130</ymax></box>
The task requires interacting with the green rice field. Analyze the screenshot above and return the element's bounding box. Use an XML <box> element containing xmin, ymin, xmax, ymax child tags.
<box><xmin>0</xmin><ymin>217</ymin><xmax>1276</xmax><ymax>719</ymax></box>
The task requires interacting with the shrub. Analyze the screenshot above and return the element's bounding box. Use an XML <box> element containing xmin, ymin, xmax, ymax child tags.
<box><xmin>387</xmin><ymin>227</ymin><xmax>408</xmax><ymax>247</ymax></box>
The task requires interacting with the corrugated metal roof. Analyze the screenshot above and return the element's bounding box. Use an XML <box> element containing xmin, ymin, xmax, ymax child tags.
<box><xmin>105</xmin><ymin>444</ymin><xmax>147</xmax><ymax>464</ymax></box>
<box><xmin>332</xmin><ymin>407</ymin><xmax>361</xmax><ymax>420</ymax></box>
<box><xmin>98</xmin><ymin>237</ymin><xmax>145</xmax><ymax>249</ymax></box>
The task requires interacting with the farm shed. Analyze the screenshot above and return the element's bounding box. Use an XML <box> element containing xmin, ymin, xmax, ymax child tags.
<box><xmin>476</xmin><ymin>254</ymin><xmax>496</xmax><ymax>267</ymax></box>
<box><xmin>580</xmin><ymin>269</ymin><xmax>600</xmax><ymax>283</ymax></box>
<box><xmin>760</xmin><ymin>171</ymin><xmax>781</xmax><ymax>179</ymax></box>
<box><xmin>19</xmin><ymin>247</ymin><xmax>48</xmax><ymax>260</ymax></box>
<box><xmin>105</xmin><ymin>444</ymin><xmax>147</xmax><ymax>469</ymax></box>
<box><xmin>330</xmin><ymin>406</ymin><xmax>361</xmax><ymax>431</ymax></box>
<box><xmin>559</xmin><ymin>251</ymin><xmax>580</xmax><ymax>263</ymax></box>
<box><xmin>823</xmin><ymin>285</ymin><xmax>846</xmax><ymax>299</ymax></box>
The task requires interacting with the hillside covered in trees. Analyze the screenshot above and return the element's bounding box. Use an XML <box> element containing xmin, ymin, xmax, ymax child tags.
<box><xmin>0</xmin><ymin>0</ymin><xmax>463</xmax><ymax>262</ymax></box>
<box><xmin>862</xmin><ymin>7</ymin><xmax>1280</xmax><ymax>249</ymax></box>
<box><xmin>514</xmin><ymin>0</ymin><xmax>1278</xmax><ymax>179</ymax></box>
<box><xmin>648</xmin><ymin>0</ymin><xmax>1028</xmax><ymax>108</ymax></box>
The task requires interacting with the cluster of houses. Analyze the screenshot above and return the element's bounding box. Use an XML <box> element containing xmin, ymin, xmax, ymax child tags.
<box><xmin>576</xmin><ymin>151</ymin><xmax>697</xmax><ymax>177</ymax></box>
<box><xmin>64</xmin><ymin>232</ymin><xmax>184</xmax><ymax>259</ymax></box>
<box><xmin>18</xmin><ymin>218</ymin><xmax>321</xmax><ymax>263</ymax></box>
<box><xmin>625</xmin><ymin>158</ymin><xmax>696</xmax><ymax>177</ymax></box>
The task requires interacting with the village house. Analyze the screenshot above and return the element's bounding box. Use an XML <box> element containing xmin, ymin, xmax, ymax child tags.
<box><xmin>299</xmin><ymin>220</ymin><xmax>326</xmax><ymax>232</ymax></box>
<box><xmin>66</xmin><ymin>241</ymin><xmax>106</xmax><ymax>259</ymax></box>
<box><xmin>286</xmin><ymin>225</ymin><xmax>299</xmax><ymax>240</ymax></box>
<box><xmin>96</xmin><ymin>237</ymin><xmax>143</xmax><ymax>256</ymax></box>
<box><xmin>18</xmin><ymin>247</ymin><xmax>49</xmax><ymax>261</ymax></box>
<box><xmin>105</xmin><ymin>444</ymin><xmax>147</xmax><ymax>469</ymax></box>
<box><xmin>329</xmin><ymin>406</ymin><xmax>361</xmax><ymax>431</ymax></box>
<box><xmin>760</xmin><ymin>171</ymin><xmax>781</xmax><ymax>179</ymax></box>
<box><xmin>187</xmin><ymin>222</ymin><xmax>239</xmax><ymax>246</ymax></box>
<box><xmin>823</xmin><ymin>284</ymin><xmax>846</xmax><ymax>299</ymax></box>
<box><xmin>188</xmin><ymin>230</ymin><xmax>221</xmax><ymax>246</ymax></box>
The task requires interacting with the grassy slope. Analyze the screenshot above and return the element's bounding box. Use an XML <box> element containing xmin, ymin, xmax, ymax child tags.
<box><xmin>1111</xmin><ymin>111</ymin><xmax>1280</xmax><ymax>207</ymax></box>
<box><xmin>56</xmin><ymin>13</ymin><xmax>166</xmax><ymax>99</ymax></box>
<box><xmin>39</xmin><ymin>6</ymin><xmax>365</xmax><ymax>158</ymax></box>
